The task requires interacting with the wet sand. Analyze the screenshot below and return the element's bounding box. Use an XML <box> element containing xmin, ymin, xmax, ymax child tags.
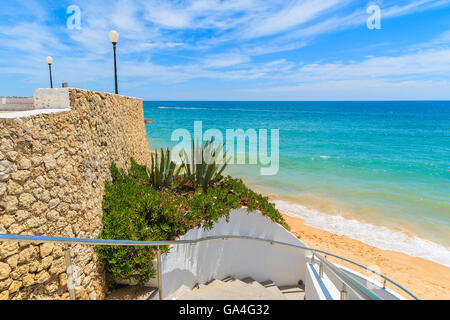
<box><xmin>282</xmin><ymin>214</ymin><xmax>450</xmax><ymax>300</ymax></box>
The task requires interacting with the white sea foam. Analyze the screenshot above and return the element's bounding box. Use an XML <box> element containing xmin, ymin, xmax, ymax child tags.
<box><xmin>159</xmin><ymin>107</ymin><xmax>210</xmax><ymax>110</ymax></box>
<box><xmin>273</xmin><ymin>199</ymin><xmax>450</xmax><ymax>267</ymax></box>
<box><xmin>160</xmin><ymin>106</ymin><xmax>271</xmax><ymax>112</ymax></box>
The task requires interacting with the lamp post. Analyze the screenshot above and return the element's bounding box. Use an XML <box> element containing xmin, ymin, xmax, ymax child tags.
<box><xmin>46</xmin><ymin>56</ymin><xmax>54</xmax><ymax>88</ymax></box>
<box><xmin>109</xmin><ymin>30</ymin><xmax>119</xmax><ymax>94</ymax></box>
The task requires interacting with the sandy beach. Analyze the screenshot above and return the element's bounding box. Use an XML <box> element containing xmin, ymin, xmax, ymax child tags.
<box><xmin>282</xmin><ymin>214</ymin><xmax>450</xmax><ymax>300</ymax></box>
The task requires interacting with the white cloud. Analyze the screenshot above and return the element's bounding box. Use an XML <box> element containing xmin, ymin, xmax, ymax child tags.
<box><xmin>1</xmin><ymin>0</ymin><xmax>450</xmax><ymax>99</ymax></box>
<box><xmin>141</xmin><ymin>0</ymin><xmax>261</xmax><ymax>29</ymax></box>
<box><xmin>383</xmin><ymin>0</ymin><xmax>450</xmax><ymax>18</ymax></box>
<box><xmin>295</xmin><ymin>48</ymin><xmax>450</xmax><ymax>81</ymax></box>
<box><xmin>233</xmin><ymin>79</ymin><xmax>450</xmax><ymax>100</ymax></box>
<box><xmin>243</xmin><ymin>0</ymin><xmax>343</xmax><ymax>39</ymax></box>
<box><xmin>241</xmin><ymin>0</ymin><xmax>450</xmax><ymax>56</ymax></box>
<box><xmin>111</xmin><ymin>0</ymin><xmax>145</xmax><ymax>34</ymax></box>
<box><xmin>0</xmin><ymin>22</ymin><xmax>66</xmax><ymax>52</ymax></box>
<box><xmin>202</xmin><ymin>51</ymin><xmax>250</xmax><ymax>68</ymax></box>
<box><xmin>143</xmin><ymin>1</ymin><xmax>192</xmax><ymax>29</ymax></box>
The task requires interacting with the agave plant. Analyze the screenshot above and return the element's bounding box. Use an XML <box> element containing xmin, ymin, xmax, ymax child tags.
<box><xmin>181</xmin><ymin>138</ymin><xmax>230</xmax><ymax>192</ymax></box>
<box><xmin>147</xmin><ymin>148</ymin><xmax>182</xmax><ymax>189</ymax></box>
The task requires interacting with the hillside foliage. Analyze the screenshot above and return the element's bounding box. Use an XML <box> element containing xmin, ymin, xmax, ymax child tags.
<box><xmin>98</xmin><ymin>154</ymin><xmax>287</xmax><ymax>288</ymax></box>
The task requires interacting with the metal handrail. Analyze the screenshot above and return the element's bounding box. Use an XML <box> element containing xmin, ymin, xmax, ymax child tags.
<box><xmin>0</xmin><ymin>233</ymin><xmax>419</xmax><ymax>300</ymax></box>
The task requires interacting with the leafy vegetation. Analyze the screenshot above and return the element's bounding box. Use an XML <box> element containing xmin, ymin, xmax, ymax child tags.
<box><xmin>147</xmin><ymin>148</ymin><xmax>182</xmax><ymax>190</ymax></box>
<box><xmin>181</xmin><ymin>138</ymin><xmax>230</xmax><ymax>192</ymax></box>
<box><xmin>98</xmin><ymin>152</ymin><xmax>287</xmax><ymax>288</ymax></box>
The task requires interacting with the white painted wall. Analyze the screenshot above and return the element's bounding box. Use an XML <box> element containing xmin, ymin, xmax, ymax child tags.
<box><xmin>305</xmin><ymin>264</ymin><xmax>322</xmax><ymax>300</ymax></box>
<box><xmin>152</xmin><ymin>208</ymin><xmax>310</xmax><ymax>299</ymax></box>
<box><xmin>33</xmin><ymin>88</ymin><xmax>70</xmax><ymax>110</ymax></box>
<box><xmin>0</xmin><ymin>109</ymin><xmax>70</xmax><ymax>119</ymax></box>
<box><xmin>0</xmin><ymin>89</ymin><xmax>71</xmax><ymax>119</ymax></box>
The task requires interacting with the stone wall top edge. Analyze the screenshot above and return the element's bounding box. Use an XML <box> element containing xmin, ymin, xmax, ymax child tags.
<box><xmin>67</xmin><ymin>88</ymin><xmax>143</xmax><ymax>102</ymax></box>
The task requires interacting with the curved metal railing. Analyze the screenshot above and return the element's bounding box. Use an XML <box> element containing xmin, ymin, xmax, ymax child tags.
<box><xmin>0</xmin><ymin>233</ymin><xmax>419</xmax><ymax>300</ymax></box>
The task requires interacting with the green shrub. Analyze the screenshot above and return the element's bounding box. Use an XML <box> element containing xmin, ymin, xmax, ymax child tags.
<box><xmin>181</xmin><ymin>138</ymin><xmax>230</xmax><ymax>192</ymax></box>
<box><xmin>148</xmin><ymin>148</ymin><xmax>182</xmax><ymax>190</ymax></box>
<box><xmin>98</xmin><ymin>158</ymin><xmax>287</xmax><ymax>288</ymax></box>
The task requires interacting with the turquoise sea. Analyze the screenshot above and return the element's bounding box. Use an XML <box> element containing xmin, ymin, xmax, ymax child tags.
<box><xmin>143</xmin><ymin>101</ymin><xmax>450</xmax><ymax>266</ymax></box>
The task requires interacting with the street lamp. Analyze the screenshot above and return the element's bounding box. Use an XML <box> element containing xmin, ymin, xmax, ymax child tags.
<box><xmin>46</xmin><ymin>56</ymin><xmax>54</xmax><ymax>88</ymax></box>
<box><xmin>109</xmin><ymin>30</ymin><xmax>119</xmax><ymax>94</ymax></box>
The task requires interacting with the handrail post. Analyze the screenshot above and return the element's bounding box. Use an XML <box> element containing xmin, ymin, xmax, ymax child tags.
<box><xmin>157</xmin><ymin>246</ymin><xmax>163</xmax><ymax>300</ymax></box>
<box><xmin>340</xmin><ymin>283</ymin><xmax>349</xmax><ymax>300</ymax></box>
<box><xmin>65</xmin><ymin>245</ymin><xmax>76</xmax><ymax>300</ymax></box>
<box><xmin>319</xmin><ymin>258</ymin><xmax>324</xmax><ymax>278</ymax></box>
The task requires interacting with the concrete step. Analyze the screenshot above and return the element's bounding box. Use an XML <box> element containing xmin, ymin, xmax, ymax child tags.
<box><xmin>259</xmin><ymin>280</ymin><xmax>288</xmax><ymax>299</ymax></box>
<box><xmin>278</xmin><ymin>285</ymin><xmax>306</xmax><ymax>300</ymax></box>
<box><xmin>212</xmin><ymin>279</ymin><xmax>283</xmax><ymax>300</ymax></box>
<box><xmin>179</xmin><ymin>280</ymin><xmax>251</xmax><ymax>300</ymax></box>
<box><xmin>240</xmin><ymin>277</ymin><xmax>268</xmax><ymax>291</ymax></box>
<box><xmin>178</xmin><ymin>277</ymin><xmax>289</xmax><ymax>300</ymax></box>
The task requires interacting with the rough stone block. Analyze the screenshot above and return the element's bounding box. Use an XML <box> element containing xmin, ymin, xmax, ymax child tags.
<box><xmin>0</xmin><ymin>262</ymin><xmax>11</xmax><ymax>280</ymax></box>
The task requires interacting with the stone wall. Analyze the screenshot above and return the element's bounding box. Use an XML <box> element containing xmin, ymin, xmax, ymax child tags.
<box><xmin>0</xmin><ymin>89</ymin><xmax>152</xmax><ymax>300</ymax></box>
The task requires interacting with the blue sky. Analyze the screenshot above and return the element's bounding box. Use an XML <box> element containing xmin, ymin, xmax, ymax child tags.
<box><xmin>0</xmin><ymin>0</ymin><xmax>450</xmax><ymax>100</ymax></box>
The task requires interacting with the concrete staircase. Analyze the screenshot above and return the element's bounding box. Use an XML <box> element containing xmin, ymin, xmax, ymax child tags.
<box><xmin>176</xmin><ymin>277</ymin><xmax>305</xmax><ymax>300</ymax></box>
